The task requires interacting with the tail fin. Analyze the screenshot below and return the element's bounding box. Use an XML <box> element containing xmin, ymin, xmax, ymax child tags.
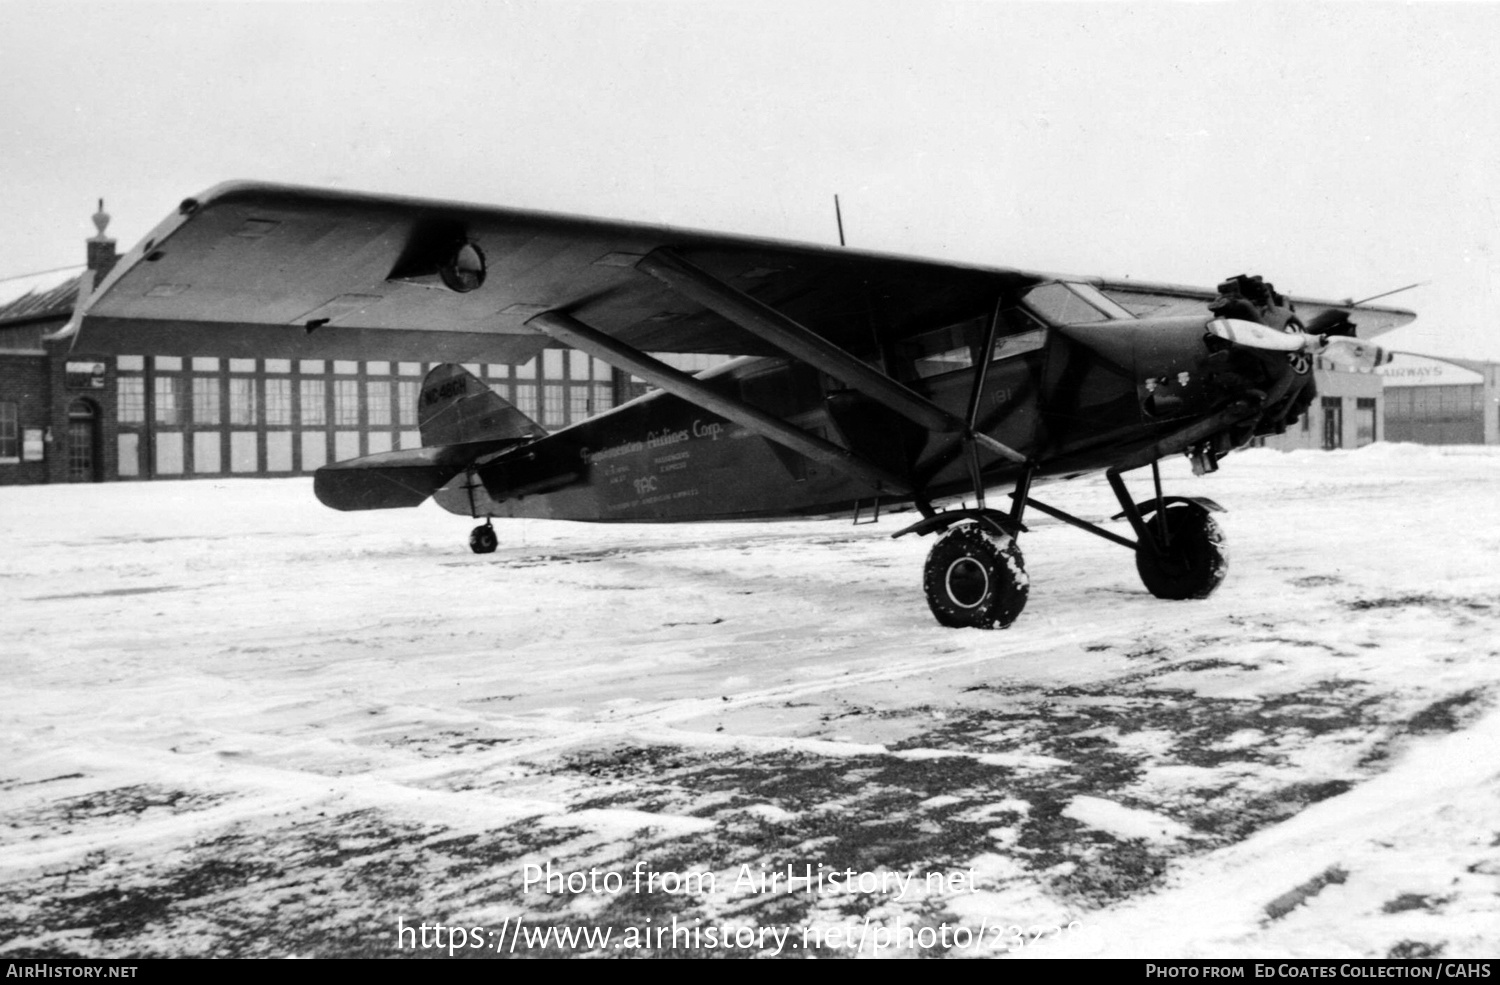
<box><xmin>419</xmin><ymin>363</ymin><xmax>547</xmax><ymax>446</ymax></box>
<box><xmin>313</xmin><ymin>364</ymin><xmax>544</xmax><ymax>512</ymax></box>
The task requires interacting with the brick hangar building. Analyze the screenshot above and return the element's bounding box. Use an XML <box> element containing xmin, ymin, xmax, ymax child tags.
<box><xmin>1</xmin><ymin>203</ymin><xmax>1495</xmax><ymax>485</ymax></box>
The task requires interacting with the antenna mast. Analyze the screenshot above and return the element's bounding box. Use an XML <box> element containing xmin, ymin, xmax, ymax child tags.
<box><xmin>834</xmin><ymin>194</ymin><xmax>846</xmax><ymax>247</ymax></box>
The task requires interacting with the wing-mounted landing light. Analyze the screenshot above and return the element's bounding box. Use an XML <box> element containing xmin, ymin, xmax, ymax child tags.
<box><xmin>387</xmin><ymin>219</ymin><xmax>487</xmax><ymax>293</ymax></box>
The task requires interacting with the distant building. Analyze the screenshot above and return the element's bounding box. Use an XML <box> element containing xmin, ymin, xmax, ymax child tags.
<box><xmin>1258</xmin><ymin>360</ymin><xmax>1385</xmax><ymax>452</ymax></box>
<box><xmin>1379</xmin><ymin>354</ymin><xmax>1500</xmax><ymax>446</ymax></box>
<box><xmin>0</xmin><ymin>203</ymin><xmax>721</xmax><ymax>486</ymax></box>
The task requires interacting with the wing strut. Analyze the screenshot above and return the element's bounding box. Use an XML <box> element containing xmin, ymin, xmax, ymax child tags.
<box><xmin>525</xmin><ymin>311</ymin><xmax>915</xmax><ymax>498</ymax></box>
<box><xmin>636</xmin><ymin>249</ymin><xmax>965</xmax><ymax>435</ymax></box>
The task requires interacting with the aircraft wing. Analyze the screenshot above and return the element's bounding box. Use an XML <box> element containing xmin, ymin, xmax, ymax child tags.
<box><xmin>1095</xmin><ymin>278</ymin><xmax>1417</xmax><ymax>339</ymax></box>
<box><xmin>70</xmin><ymin>181</ymin><xmax>1042</xmax><ymax>363</ymax></box>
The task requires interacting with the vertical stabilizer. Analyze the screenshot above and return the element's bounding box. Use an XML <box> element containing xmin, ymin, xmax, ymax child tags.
<box><xmin>418</xmin><ymin>363</ymin><xmax>548</xmax><ymax>446</ymax></box>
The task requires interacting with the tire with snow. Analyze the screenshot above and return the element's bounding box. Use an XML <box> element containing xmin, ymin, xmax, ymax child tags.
<box><xmin>1134</xmin><ymin>503</ymin><xmax>1226</xmax><ymax>600</ymax></box>
<box><xmin>922</xmin><ymin>523</ymin><xmax>1029</xmax><ymax>629</ymax></box>
<box><xmin>469</xmin><ymin>524</ymin><xmax>498</xmax><ymax>554</ymax></box>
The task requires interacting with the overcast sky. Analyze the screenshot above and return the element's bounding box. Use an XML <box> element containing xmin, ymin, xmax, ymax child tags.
<box><xmin>3</xmin><ymin>1</ymin><xmax>1498</xmax><ymax>358</ymax></box>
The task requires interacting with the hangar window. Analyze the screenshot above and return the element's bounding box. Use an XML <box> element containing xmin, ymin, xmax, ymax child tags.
<box><xmin>543</xmin><ymin>385</ymin><xmax>565</xmax><ymax>427</ymax></box>
<box><xmin>0</xmin><ymin>402</ymin><xmax>16</xmax><ymax>461</ymax></box>
<box><xmin>229</xmin><ymin>378</ymin><xmax>258</xmax><ymax>425</ymax></box>
<box><xmin>300</xmin><ymin>380</ymin><xmax>326</xmax><ymax>426</ymax></box>
<box><xmin>265</xmin><ymin>379</ymin><xmax>291</xmax><ymax>425</ymax></box>
<box><xmin>514</xmin><ymin>385</ymin><xmax>538</xmax><ymax>419</ymax></box>
<box><xmin>367</xmin><ymin>381</ymin><xmax>391</xmax><ymax>426</ymax></box>
<box><xmin>118</xmin><ymin>377</ymin><xmax>146</xmax><ymax>424</ymax></box>
<box><xmin>154</xmin><ymin>377</ymin><xmax>182</xmax><ymax>425</ymax></box>
<box><xmin>569</xmin><ymin>387</ymin><xmax>590</xmax><ymax>422</ymax></box>
<box><xmin>193</xmin><ymin>377</ymin><xmax>220</xmax><ymax>424</ymax></box>
<box><xmin>397</xmin><ymin>381</ymin><xmax>419</xmax><ymax>426</ymax></box>
<box><xmin>334</xmin><ymin>380</ymin><xmax>361</xmax><ymax>425</ymax></box>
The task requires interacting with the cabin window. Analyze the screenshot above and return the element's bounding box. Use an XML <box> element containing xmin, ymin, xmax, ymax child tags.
<box><xmin>901</xmin><ymin>317</ymin><xmax>984</xmax><ymax>380</ymax></box>
<box><xmin>1022</xmin><ymin>282</ymin><xmax>1128</xmax><ymax>325</ymax></box>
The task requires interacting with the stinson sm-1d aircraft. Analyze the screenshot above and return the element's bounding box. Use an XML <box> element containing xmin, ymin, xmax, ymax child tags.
<box><xmin>67</xmin><ymin>182</ymin><xmax>1416</xmax><ymax>629</ymax></box>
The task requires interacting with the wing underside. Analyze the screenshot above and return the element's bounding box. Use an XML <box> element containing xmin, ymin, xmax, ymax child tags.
<box><xmin>72</xmin><ymin>181</ymin><xmax>1038</xmax><ymax>362</ymax></box>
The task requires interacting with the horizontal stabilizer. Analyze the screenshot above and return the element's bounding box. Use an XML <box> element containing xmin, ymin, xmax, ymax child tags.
<box><xmin>314</xmin><ymin>441</ymin><xmax>515</xmax><ymax>511</ymax></box>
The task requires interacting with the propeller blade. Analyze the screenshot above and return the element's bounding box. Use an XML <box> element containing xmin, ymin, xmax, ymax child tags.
<box><xmin>1315</xmin><ymin>336</ymin><xmax>1391</xmax><ymax>371</ymax></box>
<box><xmin>1206</xmin><ymin>317</ymin><xmax>1306</xmax><ymax>352</ymax></box>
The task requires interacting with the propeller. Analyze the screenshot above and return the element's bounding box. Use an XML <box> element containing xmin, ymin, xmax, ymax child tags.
<box><xmin>1207</xmin><ymin>278</ymin><xmax>1430</xmax><ymax>370</ymax></box>
<box><xmin>1207</xmin><ymin>316</ymin><xmax>1393</xmax><ymax>370</ymax></box>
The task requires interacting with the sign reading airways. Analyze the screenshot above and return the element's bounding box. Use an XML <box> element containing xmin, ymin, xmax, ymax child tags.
<box><xmin>1377</xmin><ymin>354</ymin><xmax>1484</xmax><ymax>387</ymax></box>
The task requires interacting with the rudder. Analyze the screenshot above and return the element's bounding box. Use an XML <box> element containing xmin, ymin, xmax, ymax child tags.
<box><xmin>418</xmin><ymin>363</ymin><xmax>548</xmax><ymax>446</ymax></box>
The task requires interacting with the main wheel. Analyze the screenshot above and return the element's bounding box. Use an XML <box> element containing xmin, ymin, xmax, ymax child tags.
<box><xmin>923</xmin><ymin>523</ymin><xmax>1029</xmax><ymax>629</ymax></box>
<box><xmin>469</xmin><ymin>524</ymin><xmax>498</xmax><ymax>554</ymax></box>
<box><xmin>1135</xmin><ymin>503</ymin><xmax>1227</xmax><ymax>600</ymax></box>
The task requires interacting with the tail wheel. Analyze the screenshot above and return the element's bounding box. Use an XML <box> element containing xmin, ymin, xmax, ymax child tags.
<box><xmin>469</xmin><ymin>524</ymin><xmax>498</xmax><ymax>554</ymax></box>
<box><xmin>1135</xmin><ymin>504</ymin><xmax>1227</xmax><ymax>600</ymax></box>
<box><xmin>922</xmin><ymin>523</ymin><xmax>1029</xmax><ymax>629</ymax></box>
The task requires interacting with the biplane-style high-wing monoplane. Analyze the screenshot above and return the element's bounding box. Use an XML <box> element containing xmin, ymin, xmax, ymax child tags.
<box><xmin>68</xmin><ymin>182</ymin><xmax>1417</xmax><ymax>628</ymax></box>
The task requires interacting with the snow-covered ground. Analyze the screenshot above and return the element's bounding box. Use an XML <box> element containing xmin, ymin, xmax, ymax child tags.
<box><xmin>2</xmin><ymin>445</ymin><xmax>1497</xmax><ymax>958</ymax></box>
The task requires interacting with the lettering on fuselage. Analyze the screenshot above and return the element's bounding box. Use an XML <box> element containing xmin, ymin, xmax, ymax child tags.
<box><xmin>579</xmin><ymin>419</ymin><xmax>729</xmax><ymax>465</ymax></box>
<box><xmin>421</xmin><ymin>377</ymin><xmax>468</xmax><ymax>406</ymax></box>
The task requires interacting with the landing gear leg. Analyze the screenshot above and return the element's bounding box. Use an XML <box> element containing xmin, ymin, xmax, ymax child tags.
<box><xmin>1108</xmin><ymin>464</ymin><xmax>1226</xmax><ymax>600</ymax></box>
<box><xmin>469</xmin><ymin>520</ymin><xmax>498</xmax><ymax>555</ymax></box>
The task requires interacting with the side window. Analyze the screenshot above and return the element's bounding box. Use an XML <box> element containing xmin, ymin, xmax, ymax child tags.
<box><xmin>900</xmin><ymin>317</ymin><xmax>984</xmax><ymax>380</ymax></box>
<box><xmin>1022</xmin><ymin>283</ymin><xmax>1111</xmax><ymax>325</ymax></box>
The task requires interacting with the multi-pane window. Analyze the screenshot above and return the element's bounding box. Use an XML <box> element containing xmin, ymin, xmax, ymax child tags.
<box><xmin>569</xmin><ymin>387</ymin><xmax>590</xmax><ymax>422</ymax></box>
<box><xmin>543</xmin><ymin>350</ymin><xmax>565</xmax><ymax>380</ymax></box>
<box><xmin>0</xmin><ymin>402</ymin><xmax>16</xmax><ymax>459</ymax></box>
<box><xmin>593</xmin><ymin>383</ymin><xmax>613</xmax><ymax>414</ymax></box>
<box><xmin>118</xmin><ymin>377</ymin><xmax>146</xmax><ymax>423</ymax></box>
<box><xmin>300</xmin><ymin>380</ymin><xmax>326</xmax><ymax>426</ymax></box>
<box><xmin>397</xmin><ymin>381</ymin><xmax>419</xmax><ymax>426</ymax></box>
<box><xmin>193</xmin><ymin>376</ymin><xmax>221</xmax><ymax>424</ymax></box>
<box><xmin>515</xmin><ymin>358</ymin><xmax>537</xmax><ymax>380</ymax></box>
<box><xmin>542</xmin><ymin>385</ymin><xmax>565</xmax><ymax>427</ymax></box>
<box><xmin>154</xmin><ymin>377</ymin><xmax>182</xmax><ymax>424</ymax></box>
<box><xmin>265</xmin><ymin>379</ymin><xmax>292</xmax><ymax>425</ymax></box>
<box><xmin>229</xmin><ymin>378</ymin><xmax>257</xmax><ymax>425</ymax></box>
<box><xmin>514</xmin><ymin>385</ymin><xmax>538</xmax><ymax>419</ymax></box>
<box><xmin>334</xmin><ymin>380</ymin><xmax>361</xmax><ymax>425</ymax></box>
<box><xmin>366</xmin><ymin>380</ymin><xmax>391</xmax><ymax>426</ymax></box>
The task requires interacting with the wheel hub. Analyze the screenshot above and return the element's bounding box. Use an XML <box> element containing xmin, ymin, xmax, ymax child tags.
<box><xmin>945</xmin><ymin>557</ymin><xmax>990</xmax><ymax>608</ymax></box>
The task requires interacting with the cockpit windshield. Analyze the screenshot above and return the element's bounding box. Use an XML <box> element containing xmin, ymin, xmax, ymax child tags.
<box><xmin>1021</xmin><ymin>282</ymin><xmax>1134</xmax><ymax>325</ymax></box>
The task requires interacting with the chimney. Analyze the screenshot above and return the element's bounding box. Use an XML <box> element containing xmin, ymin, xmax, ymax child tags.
<box><xmin>87</xmin><ymin>198</ymin><xmax>118</xmax><ymax>286</ymax></box>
